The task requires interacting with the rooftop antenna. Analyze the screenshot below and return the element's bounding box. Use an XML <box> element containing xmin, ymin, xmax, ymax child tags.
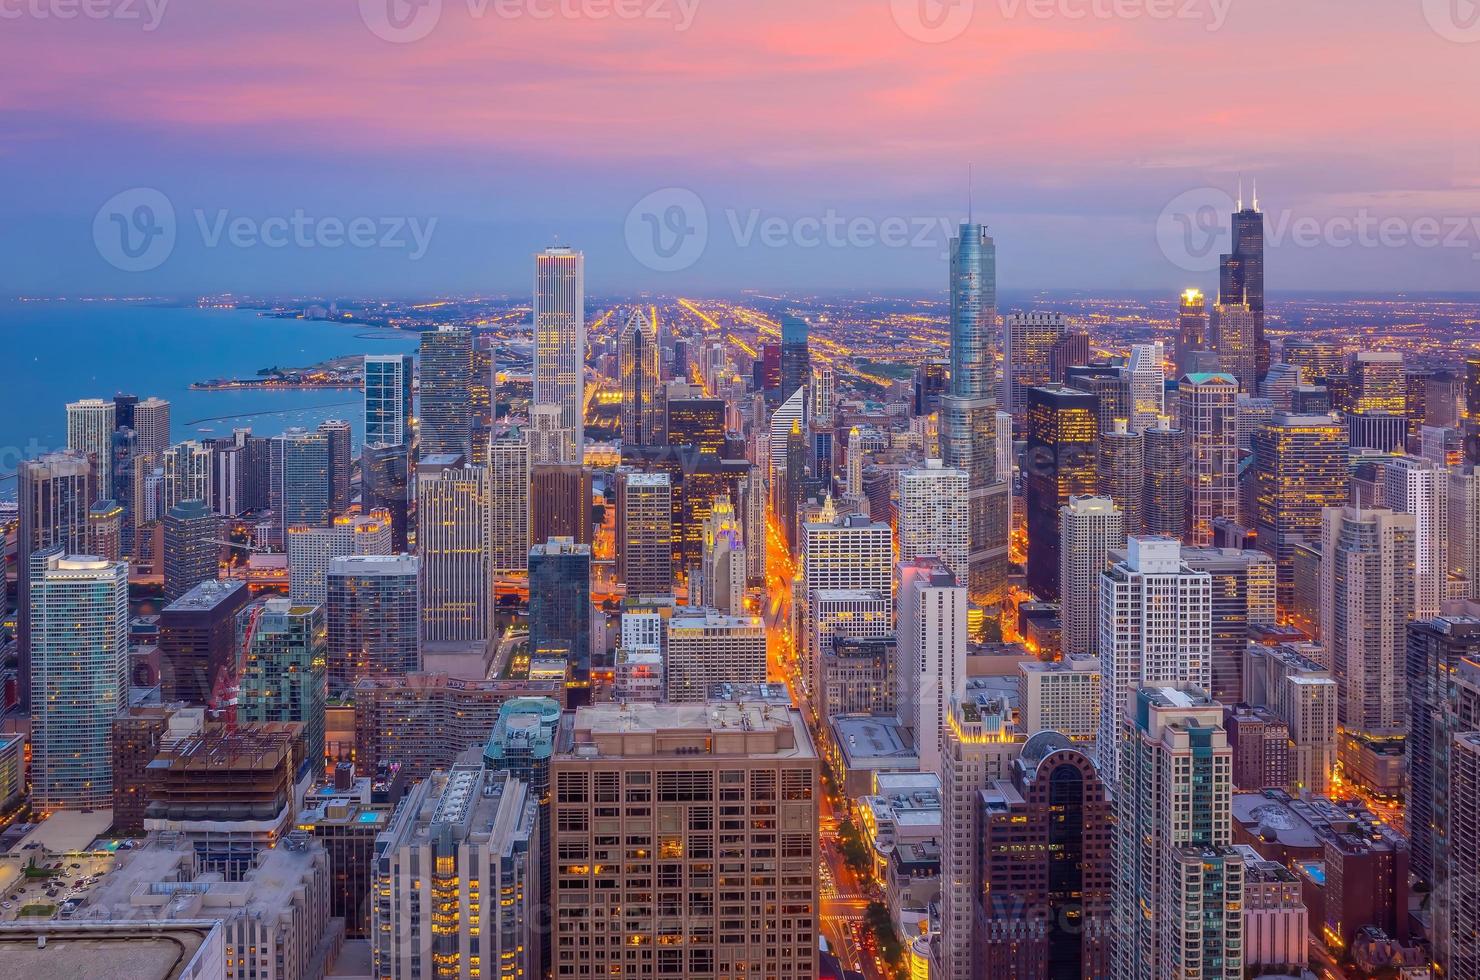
<box><xmin>1237</xmin><ymin>174</ymin><xmax>1244</xmax><ymax>212</ymax></box>
<box><xmin>967</xmin><ymin>163</ymin><xmax>974</xmax><ymax>224</ymax></box>
<box><xmin>1252</xmin><ymin>176</ymin><xmax>1259</xmax><ymax>212</ymax></box>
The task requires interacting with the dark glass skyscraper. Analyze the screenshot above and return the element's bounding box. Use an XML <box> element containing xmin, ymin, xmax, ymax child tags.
<box><xmin>779</xmin><ymin>313</ymin><xmax>811</xmax><ymax>403</ymax></box>
<box><xmin>1219</xmin><ymin>189</ymin><xmax>1266</xmax><ymax>381</ymax></box>
<box><xmin>1022</xmin><ymin>385</ymin><xmax>1099</xmax><ymax>600</ymax></box>
<box><xmin>528</xmin><ymin>537</ymin><xmax>592</xmax><ymax>706</ymax></box>
<box><xmin>419</xmin><ymin>326</ymin><xmax>474</xmax><ymax>460</ymax></box>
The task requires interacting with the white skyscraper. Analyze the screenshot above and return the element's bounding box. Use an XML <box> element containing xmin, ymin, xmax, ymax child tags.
<box><xmin>811</xmin><ymin>363</ymin><xmax>835</xmax><ymax>428</ymax></box>
<box><xmin>533</xmin><ymin>246</ymin><xmax>586</xmax><ymax>463</ymax></box>
<box><xmin>287</xmin><ymin>511</ymin><xmax>395</xmax><ymax>605</ymax></box>
<box><xmin>66</xmin><ymin>398</ymin><xmax>115</xmax><ymax>500</ymax></box>
<box><xmin>896</xmin><ymin>459</ymin><xmax>970</xmax><ymax>585</ymax></box>
<box><xmin>30</xmin><ymin>548</ymin><xmax>128</xmax><ymax>811</ymax></box>
<box><xmin>364</xmin><ymin>353</ymin><xmax>413</xmax><ymax>447</ymax></box>
<box><xmin>1452</xmin><ymin>466</ymin><xmax>1480</xmax><ymax>600</ymax></box>
<box><xmin>808</xmin><ymin>588</ymin><xmax>891</xmax><ymax>704</ymax></box>
<box><xmin>768</xmin><ymin>385</ymin><xmax>807</xmax><ymax>488</ymax></box>
<box><xmin>1059</xmin><ymin>496</ymin><xmax>1126</xmax><ymax>657</ymax></box>
<box><xmin>1097</xmin><ymin>537</ymin><xmax>1213</xmax><ymax>776</ymax></box>
<box><xmin>1178</xmin><ymin>372</ymin><xmax>1240</xmax><ymax>545</ymax></box>
<box><xmin>701</xmin><ymin>495</ymin><xmax>746</xmax><ymax>615</ymax></box>
<box><xmin>663</xmin><ymin>610</ymin><xmax>766</xmax><ymax>701</ymax></box>
<box><xmin>1127</xmin><ymin>342</ymin><xmax>1165</xmax><ymax>434</ymax></box>
<box><xmin>1384</xmin><ymin>456</ymin><xmax>1450</xmax><ymax>618</ymax></box>
<box><xmin>132</xmin><ymin>396</ymin><xmax>172</xmax><ymax>463</ymax></box>
<box><xmin>896</xmin><ymin>557</ymin><xmax>968</xmax><ymax>778</ymax></box>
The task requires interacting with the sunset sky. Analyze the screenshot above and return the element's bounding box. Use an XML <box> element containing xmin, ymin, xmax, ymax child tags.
<box><xmin>4</xmin><ymin>0</ymin><xmax>1478</xmax><ymax>296</ymax></box>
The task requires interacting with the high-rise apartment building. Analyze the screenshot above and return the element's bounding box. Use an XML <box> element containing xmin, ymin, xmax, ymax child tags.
<box><xmin>1351</xmin><ymin>350</ymin><xmax>1406</xmax><ymax>414</ymax></box>
<box><xmin>29</xmin><ymin>549</ymin><xmax>128</xmax><ymax>810</ymax></box>
<box><xmin>1059</xmin><ymin>496</ymin><xmax>1125</xmax><ymax>657</ymax></box>
<box><xmin>1242</xmin><ymin>641</ymin><xmax>1338</xmax><ymax>795</ymax></box>
<box><xmin>1023</xmin><ymin>384</ymin><xmax>1099</xmax><ymax>599</ymax></box>
<box><xmin>270</xmin><ymin>428</ymin><xmax>332</xmax><ymax>537</ymax></box>
<box><xmin>1114</xmin><ymin>686</ymin><xmax>1242</xmax><ymax>980</ymax></box>
<box><xmin>66</xmin><ymin>397</ymin><xmax>115</xmax><ymax>500</ymax></box>
<box><xmin>1385</xmin><ymin>455</ymin><xmax>1451</xmax><ymax>618</ymax></box>
<box><xmin>417</xmin><ymin>459</ymin><xmax>491</xmax><ymax>644</ymax></box>
<box><xmin>1017</xmin><ymin>655</ymin><xmax>1101</xmax><ymax>740</ymax></box>
<box><xmin>664</xmin><ymin>609</ymin><xmax>767</xmax><ymax>701</ymax></box>
<box><xmin>615</xmin><ymin>470</ymin><xmax>673</xmax><ymax>597</ymax></box>
<box><xmin>1182</xmin><ymin>546</ymin><xmax>1276</xmax><ymax>704</ymax></box>
<box><xmin>17</xmin><ymin>450</ymin><xmax>96</xmax><ymax>703</ymax></box>
<box><xmin>364</xmin><ymin>353</ymin><xmax>414</xmax><ymax>447</ymax></box>
<box><xmin>808</xmin><ymin>590</ymin><xmax>891</xmax><ymax>706</ymax></box>
<box><xmin>895</xmin><ymin>558</ymin><xmax>967</xmax><ymax>777</ymax></box>
<box><xmin>1213</xmin><ymin>304</ymin><xmax>1260</xmax><ymax>391</ymax></box>
<box><xmin>132</xmin><ymin>395</ymin><xmax>172</xmax><ymax>463</ymax></box>
<box><xmin>239</xmin><ymin>598</ymin><xmax>327</xmax><ymax>778</ymax></box>
<box><xmin>490</xmin><ymin>435</ymin><xmax>531</xmax><ymax>573</ymax></box>
<box><xmin>373</xmin><ymin>765</ymin><xmax>540</xmax><ymax>980</ymax></box>
<box><xmin>534</xmin><ymin>246</ymin><xmax>586</xmax><ymax>462</ymax></box>
<box><xmin>318</xmin><ymin>418</ymin><xmax>353</xmax><ymax>515</ymax></box>
<box><xmin>1251</xmin><ymin>412</ymin><xmax>1349</xmax><ymax>608</ymax></box>
<box><xmin>1142</xmin><ymin>415</ymin><xmax>1188</xmax><ymax>538</ymax></box>
<box><xmin>326</xmin><ymin>554</ymin><xmax>421</xmax><ymax>691</ymax></box>
<box><xmin>895</xmin><ymin>459</ymin><xmax>970</xmax><ymax>585</ymax></box>
<box><xmin>549</xmin><ymin>699</ymin><xmax>818</xmax><ymax>980</ymax></box>
<box><xmin>419</xmin><ymin>326</ymin><xmax>474</xmax><ymax>460</ymax></box>
<box><xmin>1321</xmin><ymin>507</ymin><xmax>1416</xmax><ymax>736</ymax></box>
<box><xmin>1454</xmin><ymin>465</ymin><xmax>1480</xmax><ymax>600</ymax></box>
<box><xmin>287</xmin><ymin>510</ymin><xmax>394</xmax><ymax>605</ymax></box>
<box><xmin>362</xmin><ymin>442</ymin><xmax>410</xmax><ymax>551</ymax></box>
<box><xmin>162</xmin><ymin>497</ymin><xmax>220</xmax><ymax>602</ymax></box>
<box><xmin>159</xmin><ymin>578</ymin><xmax>252</xmax><ymax>709</ymax></box>
<box><xmin>1097</xmin><ymin>537</ymin><xmax>1213</xmax><ymax>776</ymax></box>
<box><xmin>1002</xmin><ymin>311</ymin><xmax>1066</xmax><ymax>413</ymax></box>
<box><xmin>1097</xmin><ymin>419</ymin><xmax>1144</xmax><ymax>535</ymax></box>
<box><xmin>1176</xmin><ymin>288</ymin><xmax>1210</xmax><ymax>376</ymax></box>
<box><xmin>1178</xmin><ymin>373</ymin><xmax>1240</xmax><ymax>545</ymax></box>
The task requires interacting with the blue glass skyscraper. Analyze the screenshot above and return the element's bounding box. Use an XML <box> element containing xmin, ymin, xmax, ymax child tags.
<box><xmin>948</xmin><ymin>223</ymin><xmax>998</xmax><ymax>400</ymax></box>
<box><xmin>364</xmin><ymin>354</ymin><xmax>414</xmax><ymax>448</ymax></box>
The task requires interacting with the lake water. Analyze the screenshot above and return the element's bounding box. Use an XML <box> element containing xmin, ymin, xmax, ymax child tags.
<box><xmin>0</xmin><ymin>302</ymin><xmax>419</xmax><ymax>494</ymax></box>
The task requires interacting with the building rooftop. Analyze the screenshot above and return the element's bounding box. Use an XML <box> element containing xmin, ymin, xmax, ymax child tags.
<box><xmin>561</xmin><ymin>701</ymin><xmax>815</xmax><ymax>760</ymax></box>
<box><xmin>161</xmin><ymin>579</ymin><xmax>246</xmax><ymax>614</ymax></box>
<box><xmin>830</xmin><ymin>714</ymin><xmax>916</xmax><ymax>766</ymax></box>
<box><xmin>0</xmin><ymin>923</ymin><xmax>221</xmax><ymax>980</ymax></box>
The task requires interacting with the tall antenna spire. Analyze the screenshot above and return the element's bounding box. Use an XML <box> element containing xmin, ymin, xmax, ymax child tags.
<box><xmin>968</xmin><ymin>163</ymin><xmax>974</xmax><ymax>224</ymax></box>
<box><xmin>1252</xmin><ymin>176</ymin><xmax>1259</xmax><ymax>212</ymax></box>
<box><xmin>1237</xmin><ymin>174</ymin><xmax>1243</xmax><ymax>212</ymax></box>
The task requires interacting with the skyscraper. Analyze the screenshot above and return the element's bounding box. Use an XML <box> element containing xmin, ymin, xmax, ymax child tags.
<box><xmin>17</xmin><ymin>450</ymin><xmax>95</xmax><ymax>706</ymax></box>
<box><xmin>239</xmin><ymin>597</ymin><xmax>327</xmax><ymax>778</ymax></box>
<box><xmin>1182</xmin><ymin>546</ymin><xmax>1276</xmax><ymax>704</ymax></box>
<box><xmin>363</xmin><ymin>353</ymin><xmax>413</xmax><ymax>448</ymax></box>
<box><xmin>664</xmin><ymin>609</ymin><xmax>767</xmax><ymax>701</ymax></box>
<box><xmin>162</xmin><ymin>498</ymin><xmax>219</xmax><ymax>602</ymax></box>
<box><xmin>417</xmin><ymin>458</ymin><xmax>491</xmax><ymax>644</ymax></box>
<box><xmin>325</xmin><ymin>554</ymin><xmax>420</xmax><ymax>692</ymax></box>
<box><xmin>287</xmin><ymin>511</ymin><xmax>394</xmax><ymax>605</ymax></box>
<box><xmin>418</xmin><ymin>326</ymin><xmax>474</xmax><ymax>460</ymax></box>
<box><xmin>29</xmin><ymin>549</ymin><xmax>128</xmax><ymax>811</ymax></box>
<box><xmin>1097</xmin><ymin>537</ymin><xmax>1213</xmax><ymax>776</ymax></box>
<box><xmin>976</xmin><ymin>734</ymin><xmax>1113</xmax><ymax>979</ymax></box>
<box><xmin>1003</xmin><ymin>311</ymin><xmax>1067</xmax><ymax>414</ymax></box>
<box><xmin>1098</xmin><ymin>418</ymin><xmax>1145</xmax><ymax>535</ymax></box>
<box><xmin>1453</xmin><ymin>465</ymin><xmax>1480</xmax><ymax>600</ymax></box>
<box><xmin>619</xmin><ymin>307</ymin><xmax>661</xmax><ymax>446</ymax></box>
<box><xmin>1283</xmin><ymin>339</ymin><xmax>1346</xmax><ymax>384</ymax></box>
<box><xmin>1023</xmin><ymin>384</ymin><xmax>1099</xmax><ymax>599</ymax></box>
<box><xmin>1350</xmin><ymin>350</ymin><xmax>1406</xmax><ymax>414</ymax></box>
<box><xmin>1059</xmin><ymin>496</ymin><xmax>1126</xmax><ymax>658</ymax></box>
<box><xmin>942</xmin><ymin>220</ymin><xmax>1011</xmax><ymax>609</ymax></box>
<box><xmin>528</xmin><ymin>537</ymin><xmax>592</xmax><ymax>704</ymax></box>
<box><xmin>318</xmin><ymin>418</ymin><xmax>353</xmax><ymax>515</ymax></box>
<box><xmin>526</xmin><ymin>402</ymin><xmax>576</xmax><ymax>465</ymax></box>
<box><xmin>361</xmin><ymin>442</ymin><xmax>411</xmax><ymax>551</ymax></box>
<box><xmin>1213</xmin><ymin>304</ymin><xmax>1260</xmax><ymax>391</ymax></box>
<box><xmin>1114</xmin><ymin>686</ymin><xmax>1242</xmax><ymax>980</ymax></box>
<box><xmin>895</xmin><ymin>459</ymin><xmax>970</xmax><ymax>585</ymax></box>
<box><xmin>1220</xmin><ymin>187</ymin><xmax>1266</xmax><ymax>381</ymax></box>
<box><xmin>66</xmin><ymin>397</ymin><xmax>116</xmax><ymax>500</ymax></box>
<box><xmin>534</xmin><ymin>245</ymin><xmax>586</xmax><ymax>463</ymax></box>
<box><xmin>1321</xmin><ymin>507</ymin><xmax>1416</xmax><ymax>736</ymax></box>
<box><xmin>132</xmin><ymin>396</ymin><xmax>172</xmax><ymax>463</ymax></box>
<box><xmin>270</xmin><ymin>428</ymin><xmax>332</xmax><ymax>537</ymax></box>
<box><xmin>490</xmin><ymin>435</ymin><xmax>531</xmax><ymax>574</ymax></box>
<box><xmin>1178</xmin><ymin>373</ymin><xmax>1240</xmax><ymax>546</ymax></box>
<box><xmin>158</xmin><ymin>578</ymin><xmax>252</xmax><ymax>709</ymax></box>
<box><xmin>1142</xmin><ymin>415</ymin><xmax>1187</xmax><ymax>538</ymax></box>
<box><xmin>1176</xmin><ymin>288</ymin><xmax>1210</xmax><ymax>376</ymax></box>
<box><xmin>615</xmin><ymin>470</ymin><xmax>673</xmax><ymax>598</ymax></box>
<box><xmin>700</xmin><ymin>495</ymin><xmax>746</xmax><ymax>614</ymax></box>
<box><xmin>896</xmin><ymin>558</ymin><xmax>968</xmax><ymax>777</ymax></box>
<box><xmin>529</xmin><ymin>462</ymin><xmax>592</xmax><ymax>547</ymax></box>
<box><xmin>1127</xmin><ymin>342</ymin><xmax>1166</xmax><ymax>432</ymax></box>
<box><xmin>549</xmin><ymin>699</ymin><xmax>817</xmax><ymax>980</ymax></box>
<box><xmin>779</xmin><ymin>312</ymin><xmax>810</xmax><ymax>403</ymax></box>
<box><xmin>1384</xmin><ymin>455</ymin><xmax>1450</xmax><ymax>618</ymax></box>
<box><xmin>1250</xmin><ymin>412</ymin><xmax>1349</xmax><ymax>608</ymax></box>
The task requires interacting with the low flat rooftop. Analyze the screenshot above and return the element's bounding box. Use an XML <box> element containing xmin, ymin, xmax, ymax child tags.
<box><xmin>0</xmin><ymin>924</ymin><xmax>214</xmax><ymax>980</ymax></box>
